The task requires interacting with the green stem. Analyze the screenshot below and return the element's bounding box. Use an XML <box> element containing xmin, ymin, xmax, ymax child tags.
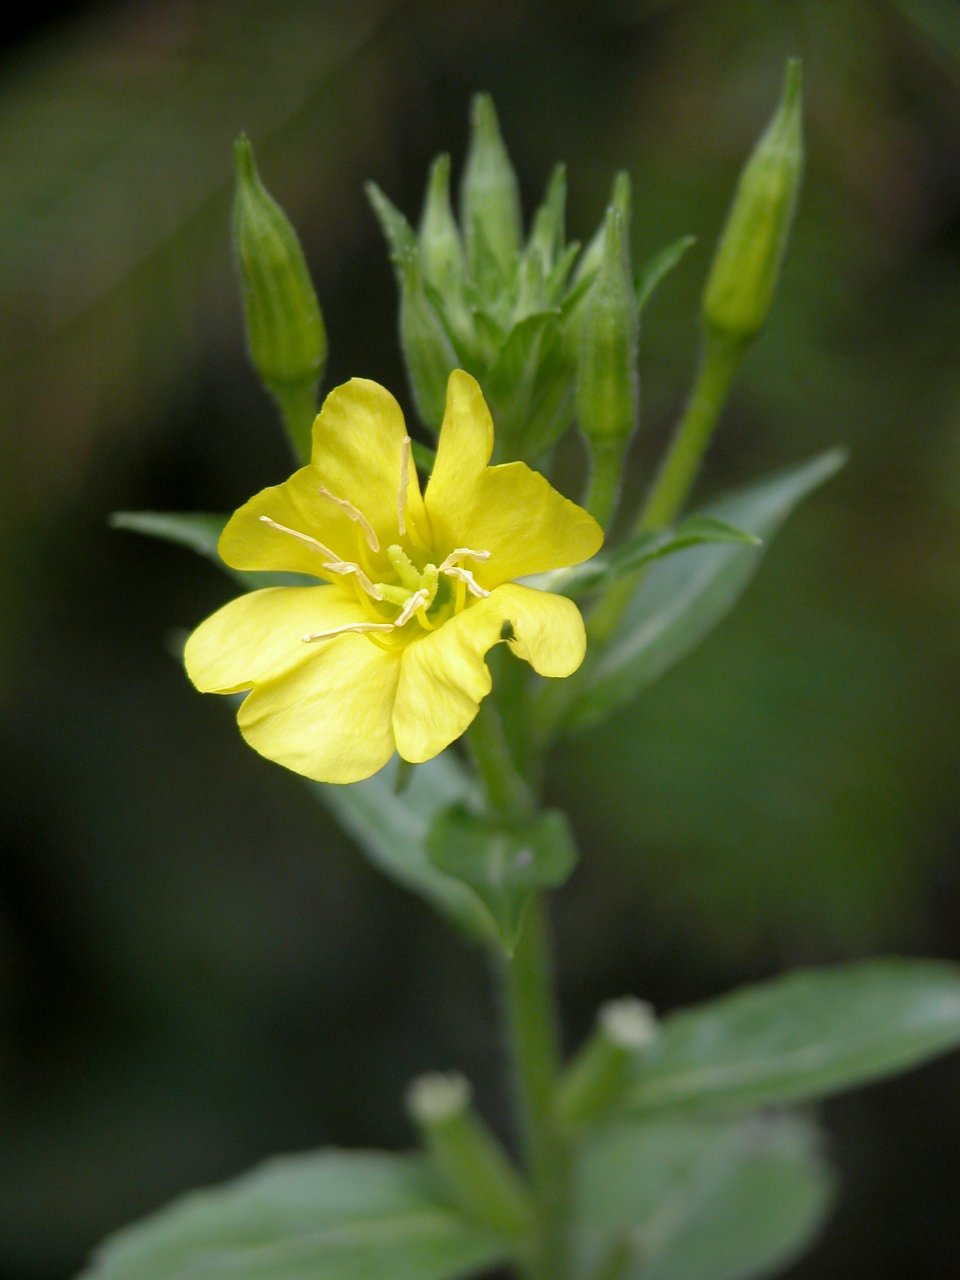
<box><xmin>588</xmin><ymin>332</ymin><xmax>743</xmax><ymax>644</ymax></box>
<box><xmin>468</xmin><ymin>697</ymin><xmax>535</xmax><ymax>821</ymax></box>
<box><xmin>468</xmin><ymin>704</ymin><xmax>570</xmax><ymax>1277</ymax></box>
<box><xmin>501</xmin><ymin>896</ymin><xmax>571</xmax><ymax>1280</ymax></box>
<box><xmin>637</xmin><ymin>332</ymin><xmax>743</xmax><ymax>531</ymax></box>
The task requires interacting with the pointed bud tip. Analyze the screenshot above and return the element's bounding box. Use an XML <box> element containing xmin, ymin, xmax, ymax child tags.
<box><xmin>233</xmin><ymin>134</ymin><xmax>257</xmax><ymax>184</ymax></box>
<box><xmin>428</xmin><ymin>152</ymin><xmax>451</xmax><ymax>187</ymax></box>
<box><xmin>470</xmin><ymin>91</ymin><xmax>501</xmax><ymax>137</ymax></box>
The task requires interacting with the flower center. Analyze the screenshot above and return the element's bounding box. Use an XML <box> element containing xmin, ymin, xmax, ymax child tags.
<box><xmin>259</xmin><ymin>440</ymin><xmax>493</xmax><ymax>650</ymax></box>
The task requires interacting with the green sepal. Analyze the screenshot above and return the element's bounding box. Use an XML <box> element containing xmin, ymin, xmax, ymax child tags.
<box><xmin>525</xmin><ymin>163</ymin><xmax>567</xmax><ymax>276</ymax></box>
<box><xmin>366</xmin><ymin>181</ymin><xmax>418</xmax><ymax>278</ymax></box>
<box><xmin>426</xmin><ymin>803</ymin><xmax>578</xmax><ymax>954</ymax></box>
<box><xmin>635</xmin><ymin>233</ymin><xmax>697</xmax><ymax>314</ymax></box>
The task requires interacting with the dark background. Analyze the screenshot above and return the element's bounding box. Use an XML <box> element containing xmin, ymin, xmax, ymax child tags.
<box><xmin>2</xmin><ymin>1</ymin><xmax>960</xmax><ymax>1276</ymax></box>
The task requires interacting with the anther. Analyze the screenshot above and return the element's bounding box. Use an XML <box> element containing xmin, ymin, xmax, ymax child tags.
<box><xmin>259</xmin><ymin>515</ymin><xmax>339</xmax><ymax>560</ymax></box>
<box><xmin>302</xmin><ymin>620</ymin><xmax>395</xmax><ymax>643</ymax></box>
<box><xmin>395</xmin><ymin>588</ymin><xmax>430</xmax><ymax>627</ymax></box>
<box><xmin>316</xmin><ymin>486</ymin><xmax>381</xmax><ymax>553</ymax></box>
<box><xmin>438</xmin><ymin>547</ymin><xmax>491</xmax><ymax>572</ymax></box>
<box><xmin>320</xmin><ymin>559</ymin><xmax>383</xmax><ymax>600</ymax></box>
<box><xmin>443</xmin><ymin>565</ymin><xmax>490</xmax><ymax>599</ymax></box>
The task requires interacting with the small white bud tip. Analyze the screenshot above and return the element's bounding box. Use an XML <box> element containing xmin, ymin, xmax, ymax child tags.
<box><xmin>406</xmin><ymin>1071</ymin><xmax>472</xmax><ymax>1123</ymax></box>
<box><xmin>598</xmin><ymin>997</ymin><xmax>658</xmax><ymax>1051</ymax></box>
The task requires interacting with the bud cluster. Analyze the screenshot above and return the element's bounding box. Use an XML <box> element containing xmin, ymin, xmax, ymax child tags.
<box><xmin>368</xmin><ymin>94</ymin><xmax>638</xmax><ymax>466</ymax></box>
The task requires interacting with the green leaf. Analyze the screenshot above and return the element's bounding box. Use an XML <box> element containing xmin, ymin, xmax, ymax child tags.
<box><xmin>426</xmin><ymin>804</ymin><xmax>577</xmax><ymax>952</ymax></box>
<box><xmin>635</xmin><ymin>234</ymin><xmax>697</xmax><ymax>316</ymax></box>
<box><xmin>80</xmin><ymin>1149</ymin><xmax>507</xmax><ymax>1280</ymax></box>
<box><xmin>623</xmin><ymin>960</ymin><xmax>960</xmax><ymax>1116</ymax></box>
<box><xmin>311</xmin><ymin>755</ymin><xmax>495</xmax><ymax>942</ymax></box>
<box><xmin>563</xmin><ymin>449</ymin><xmax>846</xmax><ymax>730</ymax></box>
<box><xmin>576</xmin><ymin>1114</ymin><xmax>833</xmax><ymax>1280</ymax></box>
<box><xmin>111</xmin><ymin>510</ymin><xmax>227</xmax><ymax>561</ymax></box>
<box><xmin>111</xmin><ymin>511</ymin><xmax>311</xmax><ymax>591</ymax></box>
<box><xmin>532</xmin><ymin>517</ymin><xmax>760</xmax><ymax>599</ymax></box>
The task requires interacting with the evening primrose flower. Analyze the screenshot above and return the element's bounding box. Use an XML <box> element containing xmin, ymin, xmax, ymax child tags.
<box><xmin>185</xmin><ymin>370</ymin><xmax>603</xmax><ymax>783</ymax></box>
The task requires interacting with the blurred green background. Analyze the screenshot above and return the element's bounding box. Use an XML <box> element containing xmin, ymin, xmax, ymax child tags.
<box><xmin>2</xmin><ymin>1</ymin><xmax>959</xmax><ymax>1276</ymax></box>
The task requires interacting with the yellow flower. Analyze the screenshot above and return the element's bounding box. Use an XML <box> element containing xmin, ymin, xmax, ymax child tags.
<box><xmin>185</xmin><ymin>370</ymin><xmax>603</xmax><ymax>783</ymax></box>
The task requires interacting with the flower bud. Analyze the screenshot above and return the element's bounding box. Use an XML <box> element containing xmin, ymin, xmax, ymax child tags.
<box><xmin>460</xmin><ymin>93</ymin><xmax>522</xmax><ymax>278</ymax></box>
<box><xmin>526</xmin><ymin>163</ymin><xmax>567</xmax><ymax>275</ymax></box>
<box><xmin>703</xmin><ymin>58</ymin><xmax>804</xmax><ymax>349</ymax></box>
<box><xmin>576</xmin><ymin>170</ymin><xmax>631</xmax><ymax>286</ymax></box>
<box><xmin>557</xmin><ymin>998</ymin><xmax>658</xmax><ymax>1126</ymax></box>
<box><xmin>576</xmin><ymin>206</ymin><xmax>639</xmax><ymax>449</ymax></box>
<box><xmin>232</xmin><ymin>136</ymin><xmax>327</xmax><ymax>418</ymax></box>
<box><xmin>398</xmin><ymin>247</ymin><xmax>458</xmax><ymax>433</ymax></box>
<box><xmin>407</xmin><ymin>1072</ymin><xmax>532</xmax><ymax>1239</ymax></box>
<box><xmin>419</xmin><ymin>154</ymin><xmax>473</xmax><ymax>351</ymax></box>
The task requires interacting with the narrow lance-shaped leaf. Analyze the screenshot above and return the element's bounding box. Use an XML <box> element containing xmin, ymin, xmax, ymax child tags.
<box><xmin>313</xmin><ymin>754</ymin><xmax>495</xmax><ymax>942</ymax></box>
<box><xmin>621</xmin><ymin>960</ymin><xmax>960</xmax><ymax>1116</ymax></box>
<box><xmin>529</xmin><ymin>516</ymin><xmax>760</xmax><ymax>600</ymax></box>
<box><xmin>556</xmin><ymin>448</ymin><xmax>845</xmax><ymax>732</ymax></box>
<box><xmin>79</xmin><ymin>1149</ymin><xmax>508</xmax><ymax>1280</ymax></box>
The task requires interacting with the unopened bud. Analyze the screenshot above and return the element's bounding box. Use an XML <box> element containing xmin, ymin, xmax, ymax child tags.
<box><xmin>576</xmin><ymin>206</ymin><xmax>639</xmax><ymax>449</ymax></box>
<box><xmin>407</xmin><ymin>1072</ymin><xmax>532</xmax><ymax>1239</ymax></box>
<box><xmin>398</xmin><ymin>248</ymin><xmax>457</xmax><ymax>433</ymax></box>
<box><xmin>557</xmin><ymin>998</ymin><xmax>658</xmax><ymax>1127</ymax></box>
<box><xmin>576</xmin><ymin>170</ymin><xmax>631</xmax><ymax>286</ymax></box>
<box><xmin>526</xmin><ymin>163</ymin><xmax>567</xmax><ymax>275</ymax></box>
<box><xmin>703</xmin><ymin>58</ymin><xmax>804</xmax><ymax>348</ymax></box>
<box><xmin>232</xmin><ymin>136</ymin><xmax>327</xmax><ymax>413</ymax></box>
<box><xmin>460</xmin><ymin>94</ymin><xmax>522</xmax><ymax>278</ymax></box>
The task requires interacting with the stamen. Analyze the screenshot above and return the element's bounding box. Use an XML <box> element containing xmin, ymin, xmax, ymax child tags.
<box><xmin>395</xmin><ymin>588</ymin><xmax>430</xmax><ymax>627</ymax></box>
<box><xmin>437</xmin><ymin>547</ymin><xmax>491</xmax><ymax>572</ymax></box>
<box><xmin>397</xmin><ymin>437</ymin><xmax>412</xmax><ymax>537</ymax></box>
<box><xmin>443</xmin><ymin>565</ymin><xmax>490</xmax><ymax>599</ymax></box>
<box><xmin>317</xmin><ymin>486</ymin><xmax>380</xmax><ymax>553</ymax></box>
<box><xmin>259</xmin><ymin>515</ymin><xmax>339</xmax><ymax>560</ymax></box>
<box><xmin>302</xmin><ymin>620</ymin><xmax>395</xmax><ymax>643</ymax></box>
<box><xmin>320</xmin><ymin>559</ymin><xmax>383</xmax><ymax>601</ymax></box>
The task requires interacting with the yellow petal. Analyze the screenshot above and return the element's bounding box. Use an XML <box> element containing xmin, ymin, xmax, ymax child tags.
<box><xmin>311</xmin><ymin>378</ymin><xmax>428</xmax><ymax>550</ymax></box>
<box><xmin>392</xmin><ymin>583</ymin><xmax>588</xmax><ymax>763</ymax></box>
<box><xmin>459</xmin><ymin>462</ymin><xmax>603</xmax><ymax>587</ymax></box>
<box><xmin>185</xmin><ymin>586</ymin><xmax>365</xmax><ymax>694</ymax></box>
<box><xmin>488</xmin><ymin>583</ymin><xmax>587</xmax><ymax>677</ymax></box>
<box><xmin>219</xmin><ymin>466</ymin><xmax>374</xmax><ymax>578</ymax></box>
<box><xmin>424</xmin><ymin>370</ymin><xmax>494</xmax><ymax>550</ymax></box>
<box><xmin>238</xmin><ymin>633</ymin><xmax>400</xmax><ymax>784</ymax></box>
